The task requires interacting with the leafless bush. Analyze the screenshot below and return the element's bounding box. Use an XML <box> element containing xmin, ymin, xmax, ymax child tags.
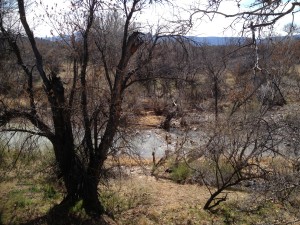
<box><xmin>255</xmin><ymin>112</ymin><xmax>300</xmax><ymax>210</ymax></box>
<box><xmin>189</xmin><ymin>111</ymin><xmax>282</xmax><ymax>210</ymax></box>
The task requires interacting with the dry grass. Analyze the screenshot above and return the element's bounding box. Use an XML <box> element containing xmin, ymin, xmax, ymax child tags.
<box><xmin>135</xmin><ymin>113</ymin><xmax>164</xmax><ymax>128</ymax></box>
<box><xmin>1</xmin><ymin>159</ymin><xmax>300</xmax><ymax>225</ymax></box>
<box><xmin>106</xmin><ymin>156</ymin><xmax>153</xmax><ymax>167</ymax></box>
<box><xmin>104</xmin><ymin>173</ymin><xmax>232</xmax><ymax>225</ymax></box>
<box><xmin>103</xmin><ymin>170</ymin><xmax>300</xmax><ymax>225</ymax></box>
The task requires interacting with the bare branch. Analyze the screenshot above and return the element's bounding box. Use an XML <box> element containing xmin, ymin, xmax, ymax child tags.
<box><xmin>17</xmin><ymin>0</ymin><xmax>51</xmax><ymax>90</ymax></box>
<box><xmin>0</xmin><ymin>109</ymin><xmax>54</xmax><ymax>140</ymax></box>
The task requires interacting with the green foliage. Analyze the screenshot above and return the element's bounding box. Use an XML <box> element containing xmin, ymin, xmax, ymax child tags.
<box><xmin>170</xmin><ymin>162</ymin><xmax>192</xmax><ymax>183</ymax></box>
<box><xmin>7</xmin><ymin>189</ymin><xmax>33</xmax><ymax>209</ymax></box>
<box><xmin>43</xmin><ymin>184</ymin><xmax>58</xmax><ymax>199</ymax></box>
<box><xmin>100</xmin><ymin>190</ymin><xmax>125</xmax><ymax>214</ymax></box>
<box><xmin>191</xmin><ymin>158</ymin><xmax>237</xmax><ymax>186</ymax></box>
<box><xmin>14</xmin><ymin>196</ymin><xmax>32</xmax><ymax>208</ymax></box>
<box><xmin>213</xmin><ymin>160</ymin><xmax>236</xmax><ymax>183</ymax></box>
<box><xmin>69</xmin><ymin>200</ymin><xmax>83</xmax><ymax>213</ymax></box>
<box><xmin>69</xmin><ymin>200</ymin><xmax>88</xmax><ymax>218</ymax></box>
<box><xmin>28</xmin><ymin>185</ymin><xmax>40</xmax><ymax>193</ymax></box>
<box><xmin>214</xmin><ymin>198</ymin><xmax>296</xmax><ymax>225</ymax></box>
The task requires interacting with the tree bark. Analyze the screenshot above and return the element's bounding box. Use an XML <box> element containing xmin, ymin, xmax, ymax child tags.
<box><xmin>53</xmin><ymin>136</ymin><xmax>105</xmax><ymax>216</ymax></box>
<box><xmin>203</xmin><ymin>187</ymin><xmax>227</xmax><ymax>211</ymax></box>
<box><xmin>82</xmin><ymin>173</ymin><xmax>105</xmax><ymax>216</ymax></box>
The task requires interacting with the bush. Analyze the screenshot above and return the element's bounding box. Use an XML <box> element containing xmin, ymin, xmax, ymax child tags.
<box><xmin>191</xmin><ymin>158</ymin><xmax>237</xmax><ymax>187</ymax></box>
<box><xmin>170</xmin><ymin>162</ymin><xmax>192</xmax><ymax>183</ymax></box>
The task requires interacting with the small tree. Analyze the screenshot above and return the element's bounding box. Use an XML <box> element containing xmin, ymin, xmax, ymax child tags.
<box><xmin>197</xmin><ymin>44</ymin><xmax>230</xmax><ymax>121</ymax></box>
<box><xmin>192</xmin><ymin>111</ymin><xmax>280</xmax><ymax>210</ymax></box>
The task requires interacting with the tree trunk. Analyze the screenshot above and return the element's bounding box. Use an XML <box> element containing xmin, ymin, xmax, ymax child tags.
<box><xmin>203</xmin><ymin>187</ymin><xmax>226</xmax><ymax>211</ymax></box>
<box><xmin>52</xmin><ymin>136</ymin><xmax>105</xmax><ymax>216</ymax></box>
<box><xmin>47</xmin><ymin>69</ymin><xmax>122</xmax><ymax>217</ymax></box>
<box><xmin>213</xmin><ymin>76</ymin><xmax>219</xmax><ymax>122</ymax></box>
<box><xmin>50</xmin><ymin>105</ymin><xmax>105</xmax><ymax>216</ymax></box>
<box><xmin>82</xmin><ymin>174</ymin><xmax>105</xmax><ymax>216</ymax></box>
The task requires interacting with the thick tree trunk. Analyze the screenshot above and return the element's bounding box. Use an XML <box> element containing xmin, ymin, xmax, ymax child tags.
<box><xmin>82</xmin><ymin>170</ymin><xmax>105</xmax><ymax>216</ymax></box>
<box><xmin>52</xmin><ymin>135</ymin><xmax>105</xmax><ymax>216</ymax></box>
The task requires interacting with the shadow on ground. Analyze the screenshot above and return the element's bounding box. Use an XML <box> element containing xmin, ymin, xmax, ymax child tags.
<box><xmin>19</xmin><ymin>204</ymin><xmax>117</xmax><ymax>225</ymax></box>
<box><xmin>19</xmin><ymin>214</ymin><xmax>117</xmax><ymax>225</ymax></box>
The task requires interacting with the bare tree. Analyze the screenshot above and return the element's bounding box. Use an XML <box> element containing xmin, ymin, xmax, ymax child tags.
<box><xmin>189</xmin><ymin>0</ymin><xmax>300</xmax><ymax>108</ymax></box>
<box><xmin>197</xmin><ymin>44</ymin><xmax>230</xmax><ymax>121</ymax></box>
<box><xmin>191</xmin><ymin>111</ymin><xmax>281</xmax><ymax>210</ymax></box>
<box><xmin>0</xmin><ymin>0</ymin><xmax>174</xmax><ymax>218</ymax></box>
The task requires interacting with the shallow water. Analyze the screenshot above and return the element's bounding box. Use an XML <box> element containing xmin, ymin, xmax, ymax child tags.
<box><xmin>0</xmin><ymin>127</ymin><xmax>206</xmax><ymax>159</ymax></box>
<box><xmin>126</xmin><ymin>128</ymin><xmax>207</xmax><ymax>158</ymax></box>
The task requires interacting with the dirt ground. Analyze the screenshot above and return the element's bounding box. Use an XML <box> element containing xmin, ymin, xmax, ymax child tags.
<box><xmin>101</xmin><ymin>168</ymin><xmax>249</xmax><ymax>225</ymax></box>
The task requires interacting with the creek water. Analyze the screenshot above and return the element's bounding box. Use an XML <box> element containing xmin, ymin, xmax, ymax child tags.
<box><xmin>116</xmin><ymin>128</ymin><xmax>207</xmax><ymax>158</ymax></box>
<box><xmin>1</xmin><ymin>127</ymin><xmax>206</xmax><ymax>159</ymax></box>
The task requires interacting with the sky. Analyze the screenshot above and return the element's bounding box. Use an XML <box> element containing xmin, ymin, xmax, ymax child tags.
<box><xmin>30</xmin><ymin>0</ymin><xmax>300</xmax><ymax>38</ymax></box>
<box><xmin>137</xmin><ymin>1</ymin><xmax>245</xmax><ymax>37</ymax></box>
<box><xmin>137</xmin><ymin>2</ymin><xmax>245</xmax><ymax>36</ymax></box>
<box><xmin>138</xmin><ymin>0</ymin><xmax>300</xmax><ymax>37</ymax></box>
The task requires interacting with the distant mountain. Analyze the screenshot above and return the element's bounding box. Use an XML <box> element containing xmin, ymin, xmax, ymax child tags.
<box><xmin>42</xmin><ymin>35</ymin><xmax>71</xmax><ymax>42</ymax></box>
<box><xmin>188</xmin><ymin>35</ymin><xmax>300</xmax><ymax>46</ymax></box>
<box><xmin>187</xmin><ymin>36</ymin><xmax>248</xmax><ymax>46</ymax></box>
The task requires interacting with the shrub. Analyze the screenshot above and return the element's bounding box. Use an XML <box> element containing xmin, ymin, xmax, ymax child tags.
<box><xmin>170</xmin><ymin>162</ymin><xmax>192</xmax><ymax>183</ymax></box>
<box><xmin>191</xmin><ymin>158</ymin><xmax>237</xmax><ymax>187</ymax></box>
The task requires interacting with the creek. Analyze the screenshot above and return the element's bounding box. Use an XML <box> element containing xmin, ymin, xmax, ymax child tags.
<box><xmin>0</xmin><ymin>127</ymin><xmax>206</xmax><ymax>159</ymax></box>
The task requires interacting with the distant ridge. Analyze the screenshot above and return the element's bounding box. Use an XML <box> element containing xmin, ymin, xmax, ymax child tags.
<box><xmin>187</xmin><ymin>36</ymin><xmax>248</xmax><ymax>46</ymax></box>
<box><xmin>188</xmin><ymin>35</ymin><xmax>300</xmax><ymax>46</ymax></box>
